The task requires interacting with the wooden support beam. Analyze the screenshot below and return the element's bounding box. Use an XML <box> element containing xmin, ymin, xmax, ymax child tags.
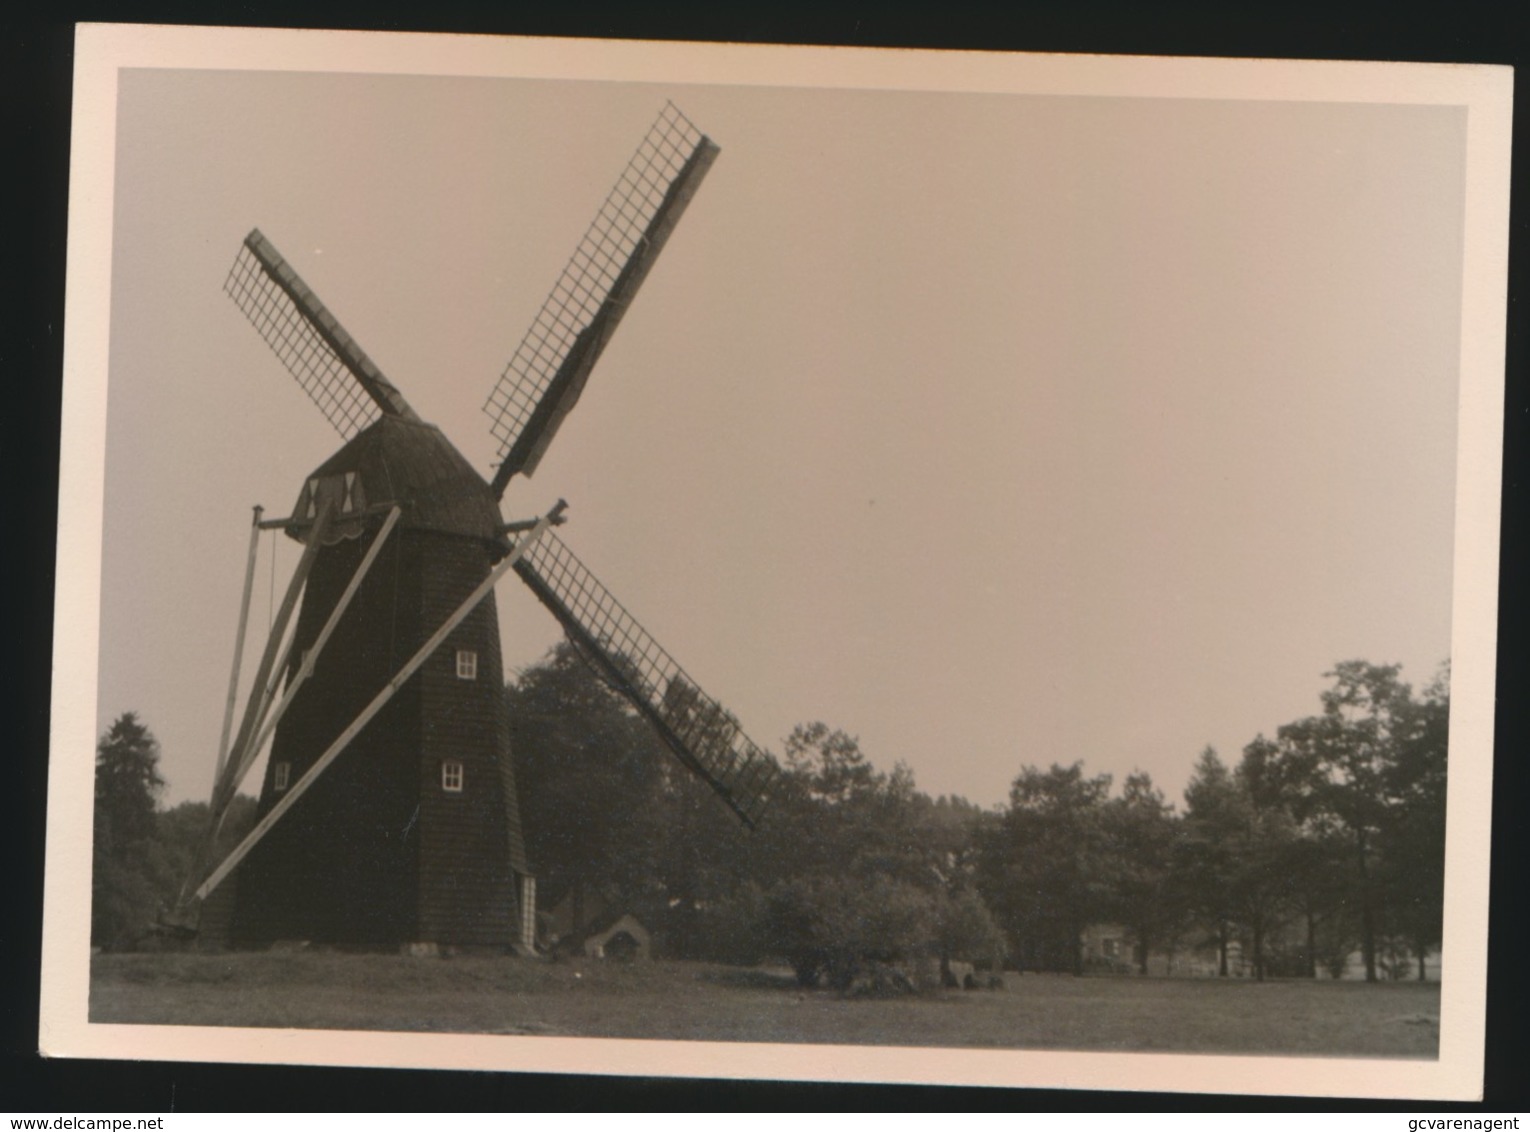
<box><xmin>222</xmin><ymin>504</ymin><xmax>405</xmax><ymax>821</ymax></box>
<box><xmin>227</xmin><ymin>623</ymin><xmax>300</xmax><ymax>800</ymax></box>
<box><xmin>239</xmin><ymin>506</ymin><xmax>401</xmax><ymax>773</ymax></box>
<box><xmin>195</xmin><ymin>502</ymin><xmax>564</xmax><ymax>901</ymax></box>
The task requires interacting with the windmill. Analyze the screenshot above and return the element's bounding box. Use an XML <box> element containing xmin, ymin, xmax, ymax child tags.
<box><xmin>179</xmin><ymin>103</ymin><xmax>778</xmax><ymax>951</ymax></box>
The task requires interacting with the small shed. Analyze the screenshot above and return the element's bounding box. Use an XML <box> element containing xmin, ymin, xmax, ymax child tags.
<box><xmin>580</xmin><ymin>912</ymin><xmax>651</xmax><ymax>963</ymax></box>
<box><xmin>544</xmin><ymin>888</ymin><xmax>651</xmax><ymax>961</ymax></box>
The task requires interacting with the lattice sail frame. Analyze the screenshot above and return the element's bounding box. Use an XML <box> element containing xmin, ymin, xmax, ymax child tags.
<box><xmin>485</xmin><ymin>103</ymin><xmax>719</xmax><ymax>492</ymax></box>
<box><xmin>511</xmin><ymin>528</ymin><xmax>778</xmax><ymax>828</ymax></box>
<box><xmin>226</xmin><ymin>230</ymin><xmax>420</xmax><ymax>440</ymax></box>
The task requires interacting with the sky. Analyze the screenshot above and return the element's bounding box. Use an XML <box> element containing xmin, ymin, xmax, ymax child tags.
<box><xmin>95</xmin><ymin>67</ymin><xmax>1467</xmax><ymax>812</ymax></box>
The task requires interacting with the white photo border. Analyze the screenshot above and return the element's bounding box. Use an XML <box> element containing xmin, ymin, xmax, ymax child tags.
<box><xmin>44</xmin><ymin>24</ymin><xmax>1512</xmax><ymax>1101</ymax></box>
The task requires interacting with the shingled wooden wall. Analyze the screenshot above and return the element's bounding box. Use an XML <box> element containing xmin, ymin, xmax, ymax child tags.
<box><xmin>228</xmin><ymin>526</ymin><xmax>523</xmax><ymax>948</ymax></box>
<box><xmin>414</xmin><ymin>533</ymin><xmax>520</xmax><ymax>947</ymax></box>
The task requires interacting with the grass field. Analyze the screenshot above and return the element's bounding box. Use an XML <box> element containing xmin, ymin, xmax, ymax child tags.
<box><xmin>89</xmin><ymin>951</ymin><xmax>1440</xmax><ymax>1058</ymax></box>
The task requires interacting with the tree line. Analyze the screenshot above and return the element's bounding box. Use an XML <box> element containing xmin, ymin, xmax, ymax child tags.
<box><xmin>92</xmin><ymin>653</ymin><xmax>1446</xmax><ymax>987</ymax></box>
<box><xmin>513</xmin><ymin>650</ymin><xmax>1447</xmax><ymax>984</ymax></box>
<box><xmin>978</xmin><ymin>660</ymin><xmax>1446</xmax><ymax>982</ymax></box>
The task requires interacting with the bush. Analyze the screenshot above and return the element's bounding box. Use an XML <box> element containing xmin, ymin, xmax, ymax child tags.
<box><xmin>935</xmin><ymin>888</ymin><xmax>1006</xmax><ymax>968</ymax></box>
<box><xmin>762</xmin><ymin>874</ymin><xmax>940</xmax><ymax>991</ymax></box>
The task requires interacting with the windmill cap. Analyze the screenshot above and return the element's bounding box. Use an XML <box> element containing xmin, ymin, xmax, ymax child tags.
<box><xmin>286</xmin><ymin>416</ymin><xmax>509</xmax><ymax>553</ymax></box>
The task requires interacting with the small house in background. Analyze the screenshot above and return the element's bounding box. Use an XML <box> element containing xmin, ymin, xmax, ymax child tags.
<box><xmin>543</xmin><ymin>888</ymin><xmax>651</xmax><ymax>962</ymax></box>
<box><xmin>1081</xmin><ymin>922</ymin><xmax>1230</xmax><ymax>978</ymax></box>
<box><xmin>579</xmin><ymin>913</ymin><xmax>651</xmax><ymax>962</ymax></box>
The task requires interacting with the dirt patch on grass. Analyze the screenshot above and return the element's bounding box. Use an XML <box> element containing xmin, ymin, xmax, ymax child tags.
<box><xmin>89</xmin><ymin>952</ymin><xmax>1439</xmax><ymax>1058</ymax></box>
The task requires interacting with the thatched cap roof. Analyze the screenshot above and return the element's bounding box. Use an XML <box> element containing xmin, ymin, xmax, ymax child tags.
<box><xmin>285</xmin><ymin>416</ymin><xmax>509</xmax><ymax>555</ymax></box>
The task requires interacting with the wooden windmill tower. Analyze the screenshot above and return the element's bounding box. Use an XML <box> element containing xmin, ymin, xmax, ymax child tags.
<box><xmin>181</xmin><ymin>104</ymin><xmax>778</xmax><ymax>951</ymax></box>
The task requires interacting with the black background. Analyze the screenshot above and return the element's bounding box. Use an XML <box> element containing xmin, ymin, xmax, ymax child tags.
<box><xmin>5</xmin><ymin>1</ymin><xmax>1526</xmax><ymax>1113</ymax></box>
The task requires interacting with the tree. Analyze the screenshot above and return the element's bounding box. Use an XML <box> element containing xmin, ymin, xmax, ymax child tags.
<box><xmin>1101</xmin><ymin>771</ymin><xmax>1182</xmax><ymax>975</ymax></box>
<box><xmin>1177</xmin><ymin>740</ymin><xmax>1316</xmax><ymax>981</ymax></box>
<box><xmin>155</xmin><ymin>795</ymin><xmax>259</xmax><ymax>906</ymax></box>
<box><xmin>507</xmin><ymin>642</ymin><xmax>671</xmax><ymax>934</ymax></box>
<box><xmin>783</xmin><ymin>722</ymin><xmax>882</xmax><ymax>806</ymax></box>
<box><xmin>1227</xmin><ymin>739</ymin><xmax>1305</xmax><ymax>981</ymax></box>
<box><xmin>771</xmin><ymin>723</ymin><xmax>941</xmax><ymax>890</ymax></box>
<box><xmin>92</xmin><ymin>713</ymin><xmax>166</xmax><ymax>949</ymax></box>
<box><xmin>749</xmin><ymin>723</ymin><xmax>999</xmax><ymax>987</ymax></box>
<box><xmin>980</xmin><ymin>762</ymin><xmax>1113</xmax><ymax>974</ymax></box>
<box><xmin>1263</xmin><ymin>661</ymin><xmax>1426</xmax><ymax>982</ymax></box>
<box><xmin>1277</xmin><ymin>823</ymin><xmax>1358</xmax><ymax>978</ymax></box>
<box><xmin>509</xmin><ymin>643</ymin><xmax>780</xmax><ymax>960</ymax></box>
<box><xmin>651</xmin><ymin>754</ymin><xmax>758</xmax><ymax>958</ymax></box>
<box><xmin>1377</xmin><ymin>665</ymin><xmax>1449</xmax><ymax>979</ymax></box>
<box><xmin>1175</xmin><ymin>748</ymin><xmax>1241</xmax><ymax>975</ymax></box>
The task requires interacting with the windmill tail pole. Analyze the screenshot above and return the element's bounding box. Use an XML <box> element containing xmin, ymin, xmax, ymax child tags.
<box><xmin>212</xmin><ymin>500</ymin><xmax>335</xmax><ymax>814</ymax></box>
<box><xmin>170</xmin><ymin>504</ymin><xmax>262</xmax><ymax>920</ymax></box>
<box><xmin>173</xmin><ymin>502</ymin><xmax>333</xmax><ymax>917</ymax></box>
<box><xmin>194</xmin><ymin>500</ymin><xmax>567</xmax><ymax>902</ymax></box>
<box><xmin>213</xmin><ymin>506</ymin><xmax>264</xmax><ymax>785</ymax></box>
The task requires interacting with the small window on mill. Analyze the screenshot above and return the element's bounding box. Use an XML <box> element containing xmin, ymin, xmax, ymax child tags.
<box><xmin>456</xmin><ymin>649</ymin><xmax>478</xmax><ymax>680</ymax></box>
<box><xmin>442</xmin><ymin>760</ymin><xmax>464</xmax><ymax>793</ymax></box>
<box><xmin>273</xmin><ymin>762</ymin><xmax>290</xmax><ymax>792</ymax></box>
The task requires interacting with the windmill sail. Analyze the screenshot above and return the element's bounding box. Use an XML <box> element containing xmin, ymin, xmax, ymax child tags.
<box><xmin>485</xmin><ymin>103</ymin><xmax>720</xmax><ymax>496</ymax></box>
<box><xmin>226</xmin><ymin>229</ymin><xmax>421</xmax><ymax>439</ymax></box>
<box><xmin>511</xmin><ymin>528</ymin><xmax>778</xmax><ymax>828</ymax></box>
